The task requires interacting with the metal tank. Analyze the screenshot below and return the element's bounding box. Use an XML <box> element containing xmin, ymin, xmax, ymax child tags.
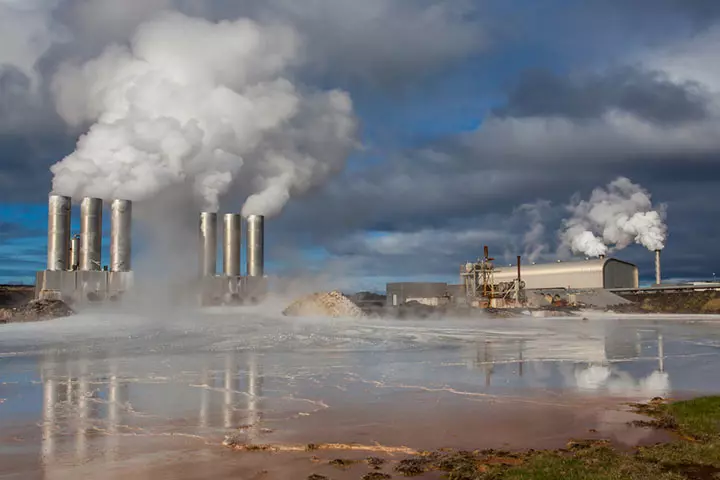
<box><xmin>199</xmin><ymin>212</ymin><xmax>218</xmax><ymax>277</ymax></box>
<box><xmin>70</xmin><ymin>235</ymin><xmax>80</xmax><ymax>270</ymax></box>
<box><xmin>47</xmin><ymin>195</ymin><xmax>72</xmax><ymax>271</ymax></box>
<box><xmin>246</xmin><ymin>215</ymin><xmax>264</xmax><ymax>277</ymax></box>
<box><xmin>79</xmin><ymin>198</ymin><xmax>103</xmax><ymax>271</ymax></box>
<box><xmin>223</xmin><ymin>214</ymin><xmax>241</xmax><ymax>277</ymax></box>
<box><xmin>110</xmin><ymin>200</ymin><xmax>132</xmax><ymax>272</ymax></box>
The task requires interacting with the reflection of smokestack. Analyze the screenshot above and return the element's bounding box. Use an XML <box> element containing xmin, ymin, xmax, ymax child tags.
<box><xmin>655</xmin><ymin>249</ymin><xmax>662</xmax><ymax>285</ymax></box>
<box><xmin>246</xmin><ymin>215</ymin><xmax>264</xmax><ymax>277</ymax></box>
<box><xmin>110</xmin><ymin>200</ymin><xmax>132</xmax><ymax>272</ymax></box>
<box><xmin>80</xmin><ymin>197</ymin><xmax>103</xmax><ymax>271</ymax></box>
<box><xmin>224</xmin><ymin>353</ymin><xmax>234</xmax><ymax>429</ymax></box>
<box><xmin>223</xmin><ymin>214</ymin><xmax>241</xmax><ymax>277</ymax></box>
<box><xmin>199</xmin><ymin>212</ymin><xmax>218</xmax><ymax>277</ymax></box>
<box><xmin>47</xmin><ymin>195</ymin><xmax>71</xmax><ymax>271</ymax></box>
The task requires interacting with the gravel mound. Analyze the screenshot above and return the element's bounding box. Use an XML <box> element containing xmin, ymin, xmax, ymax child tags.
<box><xmin>283</xmin><ymin>291</ymin><xmax>366</xmax><ymax>318</ymax></box>
<box><xmin>0</xmin><ymin>300</ymin><xmax>74</xmax><ymax>324</ymax></box>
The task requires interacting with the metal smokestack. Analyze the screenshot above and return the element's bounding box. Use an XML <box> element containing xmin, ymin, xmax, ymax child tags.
<box><xmin>223</xmin><ymin>214</ymin><xmax>241</xmax><ymax>277</ymax></box>
<box><xmin>246</xmin><ymin>215</ymin><xmax>264</xmax><ymax>277</ymax></box>
<box><xmin>517</xmin><ymin>255</ymin><xmax>521</xmax><ymax>282</ymax></box>
<box><xmin>70</xmin><ymin>235</ymin><xmax>80</xmax><ymax>271</ymax></box>
<box><xmin>79</xmin><ymin>197</ymin><xmax>103</xmax><ymax>271</ymax></box>
<box><xmin>110</xmin><ymin>200</ymin><xmax>132</xmax><ymax>272</ymax></box>
<box><xmin>47</xmin><ymin>195</ymin><xmax>71</xmax><ymax>271</ymax></box>
<box><xmin>655</xmin><ymin>249</ymin><xmax>662</xmax><ymax>285</ymax></box>
<box><xmin>199</xmin><ymin>212</ymin><xmax>218</xmax><ymax>277</ymax></box>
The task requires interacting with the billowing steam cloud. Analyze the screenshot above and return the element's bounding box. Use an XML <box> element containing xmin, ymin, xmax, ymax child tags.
<box><xmin>561</xmin><ymin>177</ymin><xmax>667</xmax><ymax>257</ymax></box>
<box><xmin>50</xmin><ymin>11</ymin><xmax>358</xmax><ymax>216</ymax></box>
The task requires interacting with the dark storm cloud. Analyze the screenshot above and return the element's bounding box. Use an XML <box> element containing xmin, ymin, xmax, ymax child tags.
<box><xmin>496</xmin><ymin>67</ymin><xmax>709</xmax><ymax>125</ymax></box>
<box><xmin>2</xmin><ymin>0</ymin><xmax>720</xmax><ymax>288</ymax></box>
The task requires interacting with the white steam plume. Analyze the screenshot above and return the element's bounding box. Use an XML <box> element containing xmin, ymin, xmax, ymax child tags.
<box><xmin>0</xmin><ymin>0</ymin><xmax>64</xmax><ymax>86</ymax></box>
<box><xmin>561</xmin><ymin>177</ymin><xmax>667</xmax><ymax>257</ymax></box>
<box><xmin>50</xmin><ymin>11</ymin><xmax>358</xmax><ymax>215</ymax></box>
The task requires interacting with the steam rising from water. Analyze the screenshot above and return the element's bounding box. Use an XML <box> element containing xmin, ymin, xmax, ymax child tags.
<box><xmin>561</xmin><ymin>177</ymin><xmax>667</xmax><ymax>257</ymax></box>
<box><xmin>49</xmin><ymin>11</ymin><xmax>358</xmax><ymax>215</ymax></box>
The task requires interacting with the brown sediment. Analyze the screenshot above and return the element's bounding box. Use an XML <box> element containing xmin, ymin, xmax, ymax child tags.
<box><xmin>365</xmin><ymin>456</ymin><xmax>386</xmax><ymax>469</ymax></box>
<box><xmin>223</xmin><ymin>439</ymin><xmax>418</xmax><ymax>455</ymax></box>
<box><xmin>360</xmin><ymin>473</ymin><xmax>391</xmax><ymax>480</ymax></box>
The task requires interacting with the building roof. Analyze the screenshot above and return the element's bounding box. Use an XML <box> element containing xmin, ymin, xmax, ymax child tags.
<box><xmin>492</xmin><ymin>258</ymin><xmax>636</xmax><ymax>282</ymax></box>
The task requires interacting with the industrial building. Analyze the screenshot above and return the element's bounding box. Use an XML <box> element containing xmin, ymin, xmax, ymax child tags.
<box><xmin>492</xmin><ymin>258</ymin><xmax>639</xmax><ymax>290</ymax></box>
<box><xmin>386</xmin><ymin>282</ymin><xmax>450</xmax><ymax>306</ymax></box>
<box><xmin>36</xmin><ymin>195</ymin><xmax>268</xmax><ymax>305</ymax></box>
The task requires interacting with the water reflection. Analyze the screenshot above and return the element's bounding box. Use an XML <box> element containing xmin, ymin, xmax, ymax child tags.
<box><xmin>39</xmin><ymin>351</ymin><xmax>263</xmax><ymax>472</ymax></box>
<box><xmin>472</xmin><ymin>328</ymin><xmax>669</xmax><ymax>396</ymax></box>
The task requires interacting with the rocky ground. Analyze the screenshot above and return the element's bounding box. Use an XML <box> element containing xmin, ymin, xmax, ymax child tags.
<box><xmin>0</xmin><ymin>285</ymin><xmax>74</xmax><ymax>324</ymax></box>
<box><xmin>0</xmin><ymin>299</ymin><xmax>74</xmax><ymax>324</ymax></box>
<box><xmin>0</xmin><ymin>285</ymin><xmax>34</xmax><ymax>308</ymax></box>
<box><xmin>614</xmin><ymin>290</ymin><xmax>720</xmax><ymax>314</ymax></box>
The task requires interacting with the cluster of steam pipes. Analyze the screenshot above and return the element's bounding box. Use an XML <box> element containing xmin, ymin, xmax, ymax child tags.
<box><xmin>47</xmin><ymin>195</ymin><xmax>131</xmax><ymax>273</ymax></box>
<box><xmin>199</xmin><ymin>212</ymin><xmax>264</xmax><ymax>279</ymax></box>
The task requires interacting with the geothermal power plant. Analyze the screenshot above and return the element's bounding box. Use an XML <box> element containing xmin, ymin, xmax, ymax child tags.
<box><xmin>36</xmin><ymin>195</ymin><xmax>267</xmax><ymax>305</ymax></box>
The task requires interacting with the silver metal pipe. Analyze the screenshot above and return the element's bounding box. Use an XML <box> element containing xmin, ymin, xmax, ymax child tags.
<box><xmin>655</xmin><ymin>249</ymin><xmax>662</xmax><ymax>285</ymax></box>
<box><xmin>70</xmin><ymin>235</ymin><xmax>80</xmax><ymax>270</ymax></box>
<box><xmin>110</xmin><ymin>199</ymin><xmax>132</xmax><ymax>272</ymax></box>
<box><xmin>199</xmin><ymin>212</ymin><xmax>218</xmax><ymax>277</ymax></box>
<box><xmin>79</xmin><ymin>197</ymin><xmax>103</xmax><ymax>271</ymax></box>
<box><xmin>47</xmin><ymin>195</ymin><xmax>72</xmax><ymax>271</ymax></box>
<box><xmin>246</xmin><ymin>215</ymin><xmax>264</xmax><ymax>277</ymax></box>
<box><xmin>223</xmin><ymin>214</ymin><xmax>241</xmax><ymax>277</ymax></box>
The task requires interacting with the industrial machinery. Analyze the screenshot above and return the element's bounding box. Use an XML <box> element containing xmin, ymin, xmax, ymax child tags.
<box><xmin>460</xmin><ymin>246</ymin><xmax>526</xmax><ymax>308</ymax></box>
<box><xmin>37</xmin><ymin>194</ymin><xmax>268</xmax><ymax>306</ymax></box>
<box><xmin>36</xmin><ymin>195</ymin><xmax>133</xmax><ymax>303</ymax></box>
<box><xmin>197</xmin><ymin>212</ymin><xmax>268</xmax><ymax>306</ymax></box>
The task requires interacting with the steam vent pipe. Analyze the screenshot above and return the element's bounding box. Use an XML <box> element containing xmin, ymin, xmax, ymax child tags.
<box><xmin>655</xmin><ymin>249</ymin><xmax>662</xmax><ymax>285</ymax></box>
<box><xmin>80</xmin><ymin>197</ymin><xmax>103</xmax><ymax>271</ymax></box>
<box><xmin>223</xmin><ymin>214</ymin><xmax>242</xmax><ymax>277</ymax></box>
<box><xmin>246</xmin><ymin>215</ymin><xmax>265</xmax><ymax>277</ymax></box>
<box><xmin>199</xmin><ymin>212</ymin><xmax>218</xmax><ymax>277</ymax></box>
<box><xmin>70</xmin><ymin>235</ymin><xmax>80</xmax><ymax>271</ymax></box>
<box><xmin>110</xmin><ymin>200</ymin><xmax>132</xmax><ymax>272</ymax></box>
<box><xmin>47</xmin><ymin>195</ymin><xmax>72</xmax><ymax>271</ymax></box>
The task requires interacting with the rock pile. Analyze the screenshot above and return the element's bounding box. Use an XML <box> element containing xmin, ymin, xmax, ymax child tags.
<box><xmin>0</xmin><ymin>300</ymin><xmax>74</xmax><ymax>324</ymax></box>
<box><xmin>283</xmin><ymin>291</ymin><xmax>366</xmax><ymax>318</ymax></box>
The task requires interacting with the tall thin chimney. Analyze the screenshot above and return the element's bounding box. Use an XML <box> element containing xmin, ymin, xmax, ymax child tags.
<box><xmin>199</xmin><ymin>212</ymin><xmax>218</xmax><ymax>277</ymax></box>
<box><xmin>655</xmin><ymin>249</ymin><xmax>662</xmax><ymax>285</ymax></box>
<box><xmin>517</xmin><ymin>255</ymin><xmax>522</xmax><ymax>282</ymax></box>
<box><xmin>70</xmin><ymin>235</ymin><xmax>80</xmax><ymax>271</ymax></box>
<box><xmin>47</xmin><ymin>195</ymin><xmax>71</xmax><ymax>271</ymax></box>
<box><xmin>223</xmin><ymin>214</ymin><xmax>241</xmax><ymax>277</ymax></box>
<box><xmin>79</xmin><ymin>197</ymin><xmax>102</xmax><ymax>271</ymax></box>
<box><xmin>110</xmin><ymin>200</ymin><xmax>132</xmax><ymax>272</ymax></box>
<box><xmin>246</xmin><ymin>215</ymin><xmax>264</xmax><ymax>277</ymax></box>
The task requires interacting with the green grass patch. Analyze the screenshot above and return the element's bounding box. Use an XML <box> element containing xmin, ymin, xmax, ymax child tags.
<box><xmin>389</xmin><ymin>397</ymin><xmax>720</xmax><ymax>480</ymax></box>
<box><xmin>666</xmin><ymin>396</ymin><xmax>720</xmax><ymax>440</ymax></box>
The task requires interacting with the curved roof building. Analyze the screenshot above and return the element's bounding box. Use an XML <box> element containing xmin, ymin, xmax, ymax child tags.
<box><xmin>492</xmin><ymin>258</ymin><xmax>639</xmax><ymax>290</ymax></box>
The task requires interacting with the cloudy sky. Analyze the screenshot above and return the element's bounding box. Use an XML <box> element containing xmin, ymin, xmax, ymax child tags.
<box><xmin>1</xmin><ymin>0</ymin><xmax>720</xmax><ymax>289</ymax></box>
